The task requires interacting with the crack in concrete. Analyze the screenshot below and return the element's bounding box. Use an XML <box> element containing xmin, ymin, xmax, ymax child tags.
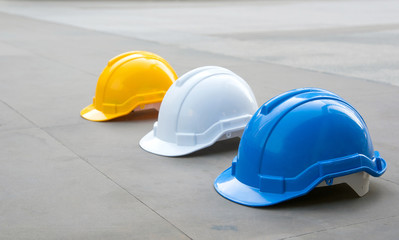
<box><xmin>380</xmin><ymin>177</ymin><xmax>399</xmax><ymax>186</ymax></box>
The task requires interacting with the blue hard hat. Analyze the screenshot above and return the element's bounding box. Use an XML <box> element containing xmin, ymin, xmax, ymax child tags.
<box><xmin>214</xmin><ymin>88</ymin><xmax>387</xmax><ymax>207</ymax></box>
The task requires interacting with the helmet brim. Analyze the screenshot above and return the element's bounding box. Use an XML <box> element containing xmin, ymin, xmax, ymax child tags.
<box><xmin>139</xmin><ymin>130</ymin><xmax>211</xmax><ymax>157</ymax></box>
<box><xmin>215</xmin><ymin>153</ymin><xmax>387</xmax><ymax>207</ymax></box>
<box><xmin>80</xmin><ymin>104</ymin><xmax>120</xmax><ymax>122</ymax></box>
<box><xmin>214</xmin><ymin>167</ymin><xmax>308</xmax><ymax>207</ymax></box>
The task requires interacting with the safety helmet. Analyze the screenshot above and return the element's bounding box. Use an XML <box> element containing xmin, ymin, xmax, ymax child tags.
<box><xmin>81</xmin><ymin>51</ymin><xmax>177</xmax><ymax>121</ymax></box>
<box><xmin>139</xmin><ymin>66</ymin><xmax>258</xmax><ymax>157</ymax></box>
<box><xmin>214</xmin><ymin>88</ymin><xmax>387</xmax><ymax>207</ymax></box>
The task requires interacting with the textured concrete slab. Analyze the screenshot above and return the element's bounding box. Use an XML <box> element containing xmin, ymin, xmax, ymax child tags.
<box><xmin>0</xmin><ymin>55</ymin><xmax>95</xmax><ymax>128</ymax></box>
<box><xmin>0</xmin><ymin>1</ymin><xmax>398</xmax><ymax>240</ymax></box>
<box><xmin>286</xmin><ymin>215</ymin><xmax>399</xmax><ymax>240</ymax></box>
<box><xmin>1</xmin><ymin>0</ymin><xmax>399</xmax><ymax>86</ymax></box>
<box><xmin>0</xmin><ymin>101</ymin><xmax>34</xmax><ymax>131</ymax></box>
<box><xmin>0</xmin><ymin>128</ymin><xmax>188</xmax><ymax>240</ymax></box>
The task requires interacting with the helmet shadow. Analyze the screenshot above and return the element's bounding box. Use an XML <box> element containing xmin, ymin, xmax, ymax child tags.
<box><xmin>108</xmin><ymin>109</ymin><xmax>159</xmax><ymax>122</ymax></box>
<box><xmin>182</xmin><ymin>137</ymin><xmax>241</xmax><ymax>158</ymax></box>
<box><xmin>261</xmin><ymin>182</ymin><xmax>384</xmax><ymax>210</ymax></box>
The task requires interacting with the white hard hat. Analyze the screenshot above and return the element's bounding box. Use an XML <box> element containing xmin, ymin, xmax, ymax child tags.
<box><xmin>139</xmin><ymin>66</ymin><xmax>258</xmax><ymax>156</ymax></box>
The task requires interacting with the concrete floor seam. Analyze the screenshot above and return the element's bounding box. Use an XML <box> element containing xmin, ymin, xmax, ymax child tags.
<box><xmin>1</xmin><ymin>8</ymin><xmax>354</xmax><ymax>88</ymax></box>
<box><xmin>0</xmin><ymin>39</ymin><xmax>98</xmax><ymax>78</ymax></box>
<box><xmin>0</xmin><ymin>99</ymin><xmax>39</xmax><ymax>127</ymax></box>
<box><xmin>0</xmin><ymin>10</ymin><xmax>190</xmax><ymax>62</ymax></box>
<box><xmin>0</xmin><ymin>97</ymin><xmax>193</xmax><ymax>238</ymax></box>
<box><xmin>380</xmin><ymin>177</ymin><xmax>399</xmax><ymax>186</ymax></box>
<box><xmin>212</xmin><ymin>23</ymin><xmax>399</xmax><ymax>40</ymax></box>
<box><xmin>4</xmin><ymin>8</ymin><xmax>395</xmax><ymax>90</ymax></box>
<box><xmin>0</xmin><ymin>97</ymin><xmax>192</xmax><ymax>239</ymax></box>
<box><xmin>0</xmin><ymin>125</ymin><xmax>38</xmax><ymax>134</ymax></box>
<box><xmin>279</xmin><ymin>214</ymin><xmax>399</xmax><ymax>240</ymax></box>
<box><xmin>41</xmin><ymin>129</ymin><xmax>194</xmax><ymax>240</ymax></box>
<box><xmin>252</xmin><ymin>55</ymin><xmax>398</xmax><ymax>89</ymax></box>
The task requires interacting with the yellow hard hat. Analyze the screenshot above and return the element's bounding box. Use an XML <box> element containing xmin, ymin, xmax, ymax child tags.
<box><xmin>81</xmin><ymin>51</ymin><xmax>177</xmax><ymax>121</ymax></box>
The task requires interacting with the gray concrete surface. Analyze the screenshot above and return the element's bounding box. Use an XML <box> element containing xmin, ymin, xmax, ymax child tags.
<box><xmin>1</xmin><ymin>0</ymin><xmax>399</xmax><ymax>86</ymax></box>
<box><xmin>0</xmin><ymin>1</ymin><xmax>398</xmax><ymax>239</ymax></box>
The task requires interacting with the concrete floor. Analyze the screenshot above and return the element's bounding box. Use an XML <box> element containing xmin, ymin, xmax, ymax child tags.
<box><xmin>0</xmin><ymin>0</ymin><xmax>398</xmax><ymax>239</ymax></box>
<box><xmin>2</xmin><ymin>0</ymin><xmax>399</xmax><ymax>86</ymax></box>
